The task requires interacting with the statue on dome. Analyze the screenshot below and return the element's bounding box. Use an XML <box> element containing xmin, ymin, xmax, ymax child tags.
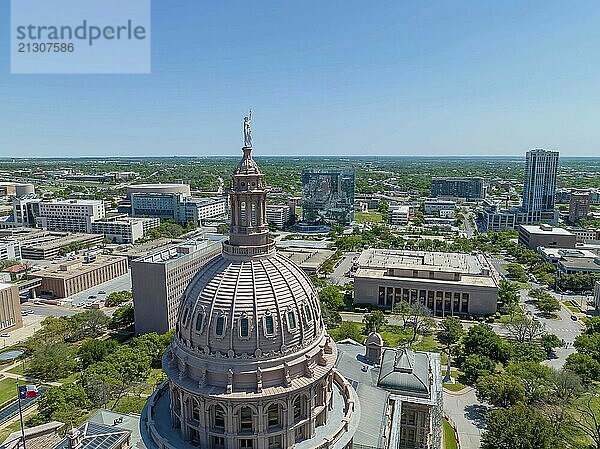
<box><xmin>243</xmin><ymin>110</ymin><xmax>252</xmax><ymax>147</ymax></box>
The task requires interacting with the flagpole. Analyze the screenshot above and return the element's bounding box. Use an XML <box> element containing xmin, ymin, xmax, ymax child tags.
<box><xmin>16</xmin><ymin>383</ymin><xmax>26</xmax><ymax>449</ymax></box>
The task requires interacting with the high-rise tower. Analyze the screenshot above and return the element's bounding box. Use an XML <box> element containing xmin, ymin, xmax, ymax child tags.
<box><xmin>522</xmin><ymin>149</ymin><xmax>559</xmax><ymax>222</ymax></box>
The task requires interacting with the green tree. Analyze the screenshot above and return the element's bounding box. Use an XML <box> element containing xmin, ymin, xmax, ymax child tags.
<box><xmin>438</xmin><ymin>316</ymin><xmax>464</xmax><ymax>349</ymax></box>
<box><xmin>565</xmin><ymin>353</ymin><xmax>600</xmax><ymax>384</ymax></box>
<box><xmin>79</xmin><ymin>338</ymin><xmax>119</xmax><ymax>369</ymax></box>
<box><xmin>498</xmin><ymin>280</ymin><xmax>520</xmax><ymax>314</ymax></box>
<box><xmin>541</xmin><ymin>334</ymin><xmax>562</xmax><ymax>358</ymax></box>
<box><xmin>507</xmin><ymin>341</ymin><xmax>546</xmax><ymax>363</ymax></box>
<box><xmin>362</xmin><ymin>310</ymin><xmax>387</xmax><ymax>333</ymax></box>
<box><xmin>28</xmin><ymin>342</ymin><xmax>77</xmax><ymax>381</ymax></box>
<box><xmin>131</xmin><ymin>332</ymin><xmax>172</xmax><ymax>368</ymax></box>
<box><xmin>332</xmin><ymin>321</ymin><xmax>364</xmax><ymax>342</ymax></box>
<box><xmin>109</xmin><ymin>304</ymin><xmax>135</xmax><ymax>330</ymax></box>
<box><xmin>318</xmin><ymin>286</ymin><xmax>345</xmax><ymax>311</ymax></box>
<box><xmin>462</xmin><ymin>324</ymin><xmax>509</xmax><ymax>364</ymax></box>
<box><xmin>574</xmin><ymin>332</ymin><xmax>600</xmax><ymax>361</ymax></box>
<box><xmin>72</xmin><ymin>309</ymin><xmax>110</xmax><ymax>339</ymax></box>
<box><xmin>106</xmin><ymin>290</ymin><xmax>133</xmax><ymax>307</ymax></box>
<box><xmin>476</xmin><ymin>373</ymin><xmax>526</xmax><ymax>408</ymax></box>
<box><xmin>36</xmin><ymin>384</ymin><xmax>90</xmax><ymax>425</ymax></box>
<box><xmin>506</xmin><ymin>362</ymin><xmax>552</xmax><ymax>402</ymax></box>
<box><xmin>461</xmin><ymin>354</ymin><xmax>496</xmax><ymax>384</ymax></box>
<box><xmin>481</xmin><ymin>404</ymin><xmax>556</xmax><ymax>449</ymax></box>
<box><xmin>505</xmin><ymin>263</ymin><xmax>528</xmax><ymax>282</ymax></box>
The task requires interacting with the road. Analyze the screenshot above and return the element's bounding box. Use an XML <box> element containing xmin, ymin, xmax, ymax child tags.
<box><xmin>328</xmin><ymin>252</ymin><xmax>359</xmax><ymax>286</ymax></box>
<box><xmin>444</xmin><ymin>388</ymin><xmax>484</xmax><ymax>449</ymax></box>
<box><xmin>519</xmin><ymin>287</ymin><xmax>584</xmax><ymax>368</ymax></box>
<box><xmin>0</xmin><ymin>387</ymin><xmax>48</xmax><ymax>425</ymax></box>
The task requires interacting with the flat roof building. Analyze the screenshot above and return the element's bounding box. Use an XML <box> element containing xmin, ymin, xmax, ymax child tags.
<box><xmin>126</xmin><ymin>183</ymin><xmax>191</xmax><ymax>199</ymax></box>
<box><xmin>265</xmin><ymin>204</ymin><xmax>291</xmax><ymax>229</ymax></box>
<box><xmin>0</xmin><ymin>283</ymin><xmax>22</xmax><ymax>332</ymax></box>
<box><xmin>302</xmin><ymin>168</ymin><xmax>355</xmax><ymax>226</ymax></box>
<box><xmin>430</xmin><ymin>177</ymin><xmax>485</xmax><ymax>200</ymax></box>
<box><xmin>518</xmin><ymin>224</ymin><xmax>577</xmax><ymax>250</ymax></box>
<box><xmin>91</xmin><ymin>216</ymin><xmax>159</xmax><ymax>243</ymax></box>
<box><xmin>389</xmin><ymin>205</ymin><xmax>410</xmax><ymax>226</ymax></box>
<box><xmin>5</xmin><ymin>229</ymin><xmax>104</xmax><ymax>260</ymax></box>
<box><xmin>0</xmin><ymin>240</ymin><xmax>21</xmax><ymax>261</ymax></box>
<box><xmin>34</xmin><ymin>254</ymin><xmax>128</xmax><ymax>298</ymax></box>
<box><xmin>37</xmin><ymin>199</ymin><xmax>106</xmax><ymax>233</ymax></box>
<box><xmin>354</xmin><ymin>248</ymin><xmax>499</xmax><ymax>315</ymax></box>
<box><xmin>131</xmin><ymin>236</ymin><xmax>224</xmax><ymax>335</ymax></box>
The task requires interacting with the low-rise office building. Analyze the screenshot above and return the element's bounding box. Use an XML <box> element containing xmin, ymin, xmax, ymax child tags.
<box><xmin>7</xmin><ymin>230</ymin><xmax>104</xmax><ymax>260</ymax></box>
<box><xmin>131</xmin><ymin>236</ymin><xmax>224</xmax><ymax>335</ymax></box>
<box><xmin>0</xmin><ymin>283</ymin><xmax>22</xmax><ymax>332</ymax></box>
<box><xmin>126</xmin><ymin>183</ymin><xmax>191</xmax><ymax>199</ymax></box>
<box><xmin>265</xmin><ymin>204</ymin><xmax>291</xmax><ymax>229</ymax></box>
<box><xmin>424</xmin><ymin>199</ymin><xmax>456</xmax><ymax>215</ymax></box>
<box><xmin>34</xmin><ymin>254</ymin><xmax>128</xmax><ymax>298</ymax></box>
<box><xmin>518</xmin><ymin>224</ymin><xmax>577</xmax><ymax>250</ymax></box>
<box><xmin>354</xmin><ymin>248</ymin><xmax>499</xmax><ymax>315</ymax></box>
<box><xmin>389</xmin><ymin>205</ymin><xmax>410</xmax><ymax>226</ymax></box>
<box><xmin>566</xmin><ymin>227</ymin><xmax>600</xmax><ymax>243</ymax></box>
<box><xmin>130</xmin><ymin>192</ymin><xmax>226</xmax><ymax>224</ymax></box>
<box><xmin>430</xmin><ymin>177</ymin><xmax>485</xmax><ymax>200</ymax></box>
<box><xmin>0</xmin><ymin>240</ymin><xmax>21</xmax><ymax>261</ymax></box>
<box><xmin>91</xmin><ymin>216</ymin><xmax>159</xmax><ymax>243</ymax></box>
<box><xmin>557</xmin><ymin>254</ymin><xmax>600</xmax><ymax>276</ymax></box>
<box><xmin>37</xmin><ymin>199</ymin><xmax>106</xmax><ymax>233</ymax></box>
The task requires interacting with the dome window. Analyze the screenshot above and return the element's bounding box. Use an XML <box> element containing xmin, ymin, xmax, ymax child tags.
<box><xmin>264</xmin><ymin>315</ymin><xmax>275</xmax><ymax>335</ymax></box>
<box><xmin>195</xmin><ymin>313</ymin><xmax>204</xmax><ymax>333</ymax></box>
<box><xmin>182</xmin><ymin>308</ymin><xmax>190</xmax><ymax>327</ymax></box>
<box><xmin>239</xmin><ymin>406</ymin><xmax>253</xmax><ymax>432</ymax></box>
<box><xmin>287</xmin><ymin>311</ymin><xmax>297</xmax><ymax>330</ymax></box>
<box><xmin>240</xmin><ymin>317</ymin><xmax>249</xmax><ymax>337</ymax></box>
<box><xmin>215</xmin><ymin>316</ymin><xmax>226</xmax><ymax>336</ymax></box>
<box><xmin>304</xmin><ymin>304</ymin><xmax>312</xmax><ymax>321</ymax></box>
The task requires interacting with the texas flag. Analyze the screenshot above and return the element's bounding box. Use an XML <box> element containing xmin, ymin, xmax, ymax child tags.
<box><xmin>18</xmin><ymin>385</ymin><xmax>39</xmax><ymax>399</ymax></box>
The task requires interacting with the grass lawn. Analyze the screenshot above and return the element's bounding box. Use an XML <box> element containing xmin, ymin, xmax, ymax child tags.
<box><xmin>443</xmin><ymin>418</ymin><xmax>459</xmax><ymax>449</ymax></box>
<box><xmin>57</xmin><ymin>372</ymin><xmax>79</xmax><ymax>385</ymax></box>
<box><xmin>355</xmin><ymin>211</ymin><xmax>384</xmax><ymax>223</ymax></box>
<box><xmin>113</xmin><ymin>395</ymin><xmax>147</xmax><ymax>414</ymax></box>
<box><xmin>411</xmin><ymin>335</ymin><xmax>439</xmax><ymax>352</ymax></box>
<box><xmin>0</xmin><ymin>418</ymin><xmax>27</xmax><ymax>443</ymax></box>
<box><xmin>7</xmin><ymin>361</ymin><xmax>28</xmax><ymax>376</ymax></box>
<box><xmin>563</xmin><ymin>301</ymin><xmax>580</xmax><ymax>313</ymax></box>
<box><xmin>442</xmin><ymin>369</ymin><xmax>467</xmax><ymax>392</ymax></box>
<box><xmin>0</xmin><ymin>377</ymin><xmax>18</xmax><ymax>407</ymax></box>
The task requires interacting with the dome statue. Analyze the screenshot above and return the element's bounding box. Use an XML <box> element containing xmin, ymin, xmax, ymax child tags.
<box><xmin>141</xmin><ymin>117</ymin><xmax>359</xmax><ymax>449</ymax></box>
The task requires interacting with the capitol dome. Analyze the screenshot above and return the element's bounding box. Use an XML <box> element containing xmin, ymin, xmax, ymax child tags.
<box><xmin>177</xmin><ymin>253</ymin><xmax>323</xmax><ymax>359</ymax></box>
<box><xmin>141</xmin><ymin>118</ymin><xmax>359</xmax><ymax>449</ymax></box>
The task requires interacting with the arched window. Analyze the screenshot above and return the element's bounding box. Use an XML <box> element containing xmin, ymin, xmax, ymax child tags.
<box><xmin>239</xmin><ymin>407</ymin><xmax>253</xmax><ymax>432</ymax></box>
<box><xmin>215</xmin><ymin>316</ymin><xmax>225</xmax><ymax>336</ymax></box>
<box><xmin>195</xmin><ymin>313</ymin><xmax>204</xmax><ymax>332</ymax></box>
<box><xmin>192</xmin><ymin>401</ymin><xmax>201</xmax><ymax>421</ymax></box>
<box><xmin>264</xmin><ymin>315</ymin><xmax>274</xmax><ymax>335</ymax></box>
<box><xmin>213</xmin><ymin>405</ymin><xmax>226</xmax><ymax>430</ymax></box>
<box><xmin>251</xmin><ymin>203</ymin><xmax>257</xmax><ymax>226</ymax></box>
<box><xmin>304</xmin><ymin>304</ymin><xmax>312</xmax><ymax>321</ymax></box>
<box><xmin>240</xmin><ymin>201</ymin><xmax>247</xmax><ymax>226</ymax></box>
<box><xmin>240</xmin><ymin>317</ymin><xmax>249</xmax><ymax>337</ymax></box>
<box><xmin>267</xmin><ymin>404</ymin><xmax>280</xmax><ymax>429</ymax></box>
<box><xmin>182</xmin><ymin>308</ymin><xmax>190</xmax><ymax>326</ymax></box>
<box><xmin>287</xmin><ymin>311</ymin><xmax>296</xmax><ymax>330</ymax></box>
<box><xmin>293</xmin><ymin>396</ymin><xmax>306</xmax><ymax>422</ymax></box>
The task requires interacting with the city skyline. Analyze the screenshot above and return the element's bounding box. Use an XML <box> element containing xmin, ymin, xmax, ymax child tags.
<box><xmin>3</xmin><ymin>1</ymin><xmax>600</xmax><ymax>157</ymax></box>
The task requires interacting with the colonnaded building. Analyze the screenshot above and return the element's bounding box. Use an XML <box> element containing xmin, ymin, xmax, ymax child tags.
<box><xmin>140</xmin><ymin>120</ymin><xmax>443</xmax><ymax>449</ymax></box>
<box><xmin>354</xmin><ymin>248</ymin><xmax>500</xmax><ymax>315</ymax></box>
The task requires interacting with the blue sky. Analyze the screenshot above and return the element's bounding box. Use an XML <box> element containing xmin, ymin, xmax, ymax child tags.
<box><xmin>2</xmin><ymin>0</ymin><xmax>600</xmax><ymax>157</ymax></box>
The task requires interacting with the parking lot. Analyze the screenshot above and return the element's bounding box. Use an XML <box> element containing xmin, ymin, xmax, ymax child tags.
<box><xmin>62</xmin><ymin>272</ymin><xmax>132</xmax><ymax>307</ymax></box>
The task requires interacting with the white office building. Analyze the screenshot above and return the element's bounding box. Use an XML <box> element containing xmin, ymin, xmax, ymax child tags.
<box><xmin>91</xmin><ymin>216</ymin><xmax>160</xmax><ymax>243</ymax></box>
<box><xmin>266</xmin><ymin>204</ymin><xmax>291</xmax><ymax>229</ymax></box>
<box><xmin>37</xmin><ymin>199</ymin><xmax>106</xmax><ymax>233</ymax></box>
<box><xmin>389</xmin><ymin>205</ymin><xmax>410</xmax><ymax>226</ymax></box>
<box><xmin>0</xmin><ymin>240</ymin><xmax>21</xmax><ymax>261</ymax></box>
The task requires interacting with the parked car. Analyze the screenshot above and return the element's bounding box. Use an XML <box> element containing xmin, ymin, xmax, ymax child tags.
<box><xmin>0</xmin><ymin>333</ymin><xmax>10</xmax><ymax>338</ymax></box>
<box><xmin>98</xmin><ymin>291</ymin><xmax>106</xmax><ymax>295</ymax></box>
<box><xmin>571</xmin><ymin>315</ymin><xmax>578</xmax><ymax>321</ymax></box>
<box><xmin>88</xmin><ymin>295</ymin><xmax>97</xmax><ymax>299</ymax></box>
